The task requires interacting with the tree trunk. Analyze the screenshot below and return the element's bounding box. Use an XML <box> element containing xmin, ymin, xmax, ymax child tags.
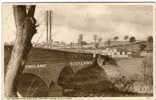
<box><xmin>5</xmin><ymin>5</ymin><xmax>36</xmax><ymax>97</ymax></box>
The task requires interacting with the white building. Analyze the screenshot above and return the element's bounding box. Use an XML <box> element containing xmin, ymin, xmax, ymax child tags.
<box><xmin>102</xmin><ymin>48</ymin><xmax>131</xmax><ymax>58</ymax></box>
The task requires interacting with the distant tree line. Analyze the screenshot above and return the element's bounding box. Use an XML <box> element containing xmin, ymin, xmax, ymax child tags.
<box><xmin>77</xmin><ymin>33</ymin><xmax>153</xmax><ymax>49</ymax></box>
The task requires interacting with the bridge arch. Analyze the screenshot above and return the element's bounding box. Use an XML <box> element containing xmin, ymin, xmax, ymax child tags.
<box><xmin>16</xmin><ymin>73</ymin><xmax>49</xmax><ymax>97</ymax></box>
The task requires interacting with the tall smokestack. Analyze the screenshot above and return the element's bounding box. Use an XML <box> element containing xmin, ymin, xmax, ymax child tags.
<box><xmin>49</xmin><ymin>11</ymin><xmax>51</xmax><ymax>42</ymax></box>
<box><xmin>46</xmin><ymin>11</ymin><xmax>49</xmax><ymax>43</ymax></box>
<box><xmin>51</xmin><ymin>11</ymin><xmax>53</xmax><ymax>41</ymax></box>
<box><xmin>46</xmin><ymin>10</ymin><xmax>53</xmax><ymax>48</ymax></box>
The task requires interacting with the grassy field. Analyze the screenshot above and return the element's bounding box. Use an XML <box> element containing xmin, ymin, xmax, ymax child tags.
<box><xmin>103</xmin><ymin>54</ymin><xmax>153</xmax><ymax>94</ymax></box>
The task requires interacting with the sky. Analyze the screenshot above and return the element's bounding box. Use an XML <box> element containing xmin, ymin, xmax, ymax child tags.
<box><xmin>3</xmin><ymin>3</ymin><xmax>154</xmax><ymax>44</ymax></box>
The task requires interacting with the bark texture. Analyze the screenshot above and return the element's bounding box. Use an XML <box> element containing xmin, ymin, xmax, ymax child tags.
<box><xmin>5</xmin><ymin>5</ymin><xmax>36</xmax><ymax>97</ymax></box>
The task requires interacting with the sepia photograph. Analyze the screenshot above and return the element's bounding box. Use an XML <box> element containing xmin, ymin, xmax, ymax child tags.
<box><xmin>3</xmin><ymin>3</ymin><xmax>154</xmax><ymax>98</ymax></box>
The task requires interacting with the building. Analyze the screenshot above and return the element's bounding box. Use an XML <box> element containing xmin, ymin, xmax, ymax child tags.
<box><xmin>103</xmin><ymin>41</ymin><xmax>153</xmax><ymax>57</ymax></box>
<box><xmin>102</xmin><ymin>48</ymin><xmax>131</xmax><ymax>58</ymax></box>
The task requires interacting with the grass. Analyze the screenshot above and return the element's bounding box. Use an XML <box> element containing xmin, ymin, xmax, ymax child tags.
<box><xmin>104</xmin><ymin>53</ymin><xmax>153</xmax><ymax>95</ymax></box>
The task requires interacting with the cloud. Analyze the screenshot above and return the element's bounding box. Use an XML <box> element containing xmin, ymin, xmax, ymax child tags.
<box><xmin>3</xmin><ymin>4</ymin><xmax>153</xmax><ymax>43</ymax></box>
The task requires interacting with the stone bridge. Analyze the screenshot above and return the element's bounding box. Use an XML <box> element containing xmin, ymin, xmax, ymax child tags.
<box><xmin>5</xmin><ymin>45</ymin><xmax>153</xmax><ymax>96</ymax></box>
<box><xmin>5</xmin><ymin>45</ymin><xmax>94</xmax><ymax>87</ymax></box>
